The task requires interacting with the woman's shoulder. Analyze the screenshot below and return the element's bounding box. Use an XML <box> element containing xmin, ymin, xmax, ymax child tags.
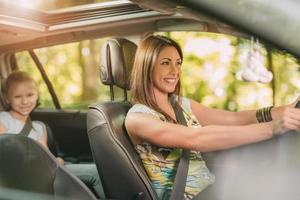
<box><xmin>128</xmin><ymin>103</ymin><xmax>166</xmax><ymax>121</ymax></box>
<box><xmin>128</xmin><ymin>104</ymin><xmax>155</xmax><ymax>115</ymax></box>
<box><xmin>179</xmin><ymin>96</ymin><xmax>192</xmax><ymax>112</ymax></box>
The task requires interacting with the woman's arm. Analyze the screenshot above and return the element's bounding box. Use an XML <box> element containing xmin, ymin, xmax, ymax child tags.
<box><xmin>125</xmin><ymin>110</ymin><xmax>300</xmax><ymax>152</ymax></box>
<box><xmin>190</xmin><ymin>99</ymin><xmax>257</xmax><ymax>126</ymax></box>
<box><xmin>191</xmin><ymin>96</ymin><xmax>299</xmax><ymax>126</ymax></box>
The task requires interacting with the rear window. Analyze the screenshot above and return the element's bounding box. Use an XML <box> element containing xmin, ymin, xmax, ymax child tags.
<box><xmin>16</xmin><ymin>39</ymin><xmax>111</xmax><ymax>109</ymax></box>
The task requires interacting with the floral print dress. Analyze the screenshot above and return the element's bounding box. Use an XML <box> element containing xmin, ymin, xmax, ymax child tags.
<box><xmin>127</xmin><ymin>97</ymin><xmax>215</xmax><ymax>200</ymax></box>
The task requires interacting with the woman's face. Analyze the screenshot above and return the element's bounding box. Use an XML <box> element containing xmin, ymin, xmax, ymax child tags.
<box><xmin>151</xmin><ymin>46</ymin><xmax>182</xmax><ymax>96</ymax></box>
<box><xmin>6</xmin><ymin>81</ymin><xmax>38</xmax><ymax>117</ymax></box>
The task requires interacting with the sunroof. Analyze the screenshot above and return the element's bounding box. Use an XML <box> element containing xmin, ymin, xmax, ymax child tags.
<box><xmin>0</xmin><ymin>0</ymin><xmax>156</xmax><ymax>32</ymax></box>
<box><xmin>0</xmin><ymin>0</ymin><xmax>120</xmax><ymax>11</ymax></box>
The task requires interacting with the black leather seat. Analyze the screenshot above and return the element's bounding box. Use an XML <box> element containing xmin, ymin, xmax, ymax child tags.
<box><xmin>44</xmin><ymin>122</ymin><xmax>60</xmax><ymax>157</ymax></box>
<box><xmin>0</xmin><ymin>134</ymin><xmax>97</xmax><ymax>200</ymax></box>
<box><xmin>87</xmin><ymin>38</ymin><xmax>158</xmax><ymax>200</ymax></box>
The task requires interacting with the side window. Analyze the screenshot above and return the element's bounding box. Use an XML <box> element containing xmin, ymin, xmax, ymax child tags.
<box><xmin>15</xmin><ymin>52</ymin><xmax>55</xmax><ymax>109</ymax></box>
<box><xmin>158</xmin><ymin>32</ymin><xmax>300</xmax><ymax>110</ymax></box>
<box><xmin>16</xmin><ymin>39</ymin><xmax>110</xmax><ymax>110</ymax></box>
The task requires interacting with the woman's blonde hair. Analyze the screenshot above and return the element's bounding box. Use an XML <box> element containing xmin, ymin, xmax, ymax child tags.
<box><xmin>130</xmin><ymin>35</ymin><xmax>183</xmax><ymax>121</ymax></box>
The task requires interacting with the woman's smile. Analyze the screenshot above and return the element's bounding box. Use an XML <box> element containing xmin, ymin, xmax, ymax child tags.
<box><xmin>163</xmin><ymin>77</ymin><xmax>177</xmax><ymax>83</ymax></box>
<box><xmin>152</xmin><ymin>46</ymin><xmax>182</xmax><ymax>94</ymax></box>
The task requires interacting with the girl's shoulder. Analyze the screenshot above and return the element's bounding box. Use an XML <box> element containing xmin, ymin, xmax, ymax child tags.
<box><xmin>32</xmin><ymin>120</ymin><xmax>46</xmax><ymax>131</ymax></box>
<box><xmin>0</xmin><ymin>111</ymin><xmax>13</xmax><ymax>123</ymax></box>
<box><xmin>31</xmin><ymin>120</ymin><xmax>47</xmax><ymax>140</ymax></box>
<box><xmin>0</xmin><ymin>111</ymin><xmax>11</xmax><ymax>117</ymax></box>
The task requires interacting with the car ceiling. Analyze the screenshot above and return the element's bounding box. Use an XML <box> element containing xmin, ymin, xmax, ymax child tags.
<box><xmin>0</xmin><ymin>0</ymin><xmax>246</xmax><ymax>53</ymax></box>
<box><xmin>168</xmin><ymin>0</ymin><xmax>300</xmax><ymax>58</ymax></box>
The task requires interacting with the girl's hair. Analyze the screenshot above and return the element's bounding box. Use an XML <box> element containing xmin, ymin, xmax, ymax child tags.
<box><xmin>2</xmin><ymin>71</ymin><xmax>38</xmax><ymax>110</ymax></box>
<box><xmin>130</xmin><ymin>35</ymin><xmax>183</xmax><ymax>122</ymax></box>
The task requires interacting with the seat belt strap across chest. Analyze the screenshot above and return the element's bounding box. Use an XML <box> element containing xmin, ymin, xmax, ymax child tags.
<box><xmin>19</xmin><ymin>117</ymin><xmax>33</xmax><ymax>136</ymax></box>
<box><xmin>169</xmin><ymin>101</ymin><xmax>190</xmax><ymax>200</ymax></box>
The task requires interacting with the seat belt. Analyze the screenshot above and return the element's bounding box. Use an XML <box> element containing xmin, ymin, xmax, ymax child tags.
<box><xmin>169</xmin><ymin>101</ymin><xmax>190</xmax><ymax>200</ymax></box>
<box><xmin>19</xmin><ymin>117</ymin><xmax>33</xmax><ymax>136</ymax></box>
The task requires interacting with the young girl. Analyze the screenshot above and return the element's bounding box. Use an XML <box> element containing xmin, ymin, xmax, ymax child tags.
<box><xmin>0</xmin><ymin>71</ymin><xmax>48</xmax><ymax>148</ymax></box>
<box><xmin>0</xmin><ymin>71</ymin><xmax>104</xmax><ymax>198</ymax></box>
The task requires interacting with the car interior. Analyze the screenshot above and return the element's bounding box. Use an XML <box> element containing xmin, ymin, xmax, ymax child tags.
<box><xmin>87</xmin><ymin>37</ymin><xmax>300</xmax><ymax>200</ymax></box>
<box><xmin>0</xmin><ymin>134</ymin><xmax>97</xmax><ymax>200</ymax></box>
<box><xmin>0</xmin><ymin>0</ymin><xmax>300</xmax><ymax>199</ymax></box>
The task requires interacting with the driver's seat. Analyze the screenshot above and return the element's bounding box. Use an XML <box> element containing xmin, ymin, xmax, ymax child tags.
<box><xmin>87</xmin><ymin>38</ymin><xmax>157</xmax><ymax>200</ymax></box>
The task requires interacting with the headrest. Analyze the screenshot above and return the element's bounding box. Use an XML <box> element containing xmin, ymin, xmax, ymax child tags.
<box><xmin>99</xmin><ymin>38</ymin><xmax>137</xmax><ymax>90</ymax></box>
<box><xmin>0</xmin><ymin>134</ymin><xmax>57</xmax><ymax>193</ymax></box>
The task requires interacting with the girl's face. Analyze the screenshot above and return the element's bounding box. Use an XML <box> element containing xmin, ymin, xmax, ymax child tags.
<box><xmin>6</xmin><ymin>81</ymin><xmax>38</xmax><ymax>117</ymax></box>
<box><xmin>151</xmin><ymin>46</ymin><xmax>182</xmax><ymax>96</ymax></box>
